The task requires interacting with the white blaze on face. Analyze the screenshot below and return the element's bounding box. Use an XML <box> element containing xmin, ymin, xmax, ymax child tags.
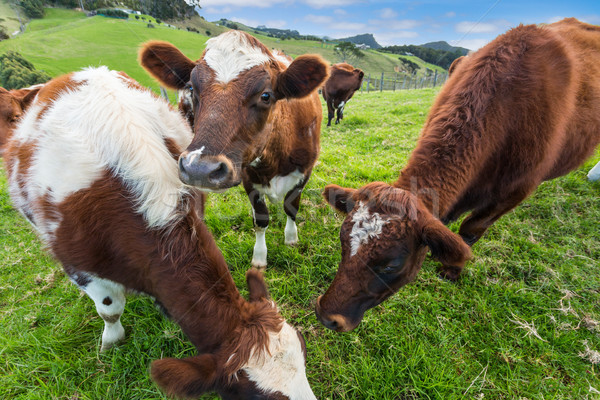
<box><xmin>349</xmin><ymin>201</ymin><xmax>389</xmax><ymax>257</ymax></box>
<box><xmin>243</xmin><ymin>323</ymin><xmax>316</xmax><ymax>400</ymax></box>
<box><xmin>204</xmin><ymin>31</ymin><xmax>272</xmax><ymax>83</ymax></box>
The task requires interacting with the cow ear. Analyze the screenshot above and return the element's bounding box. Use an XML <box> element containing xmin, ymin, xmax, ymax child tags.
<box><xmin>246</xmin><ymin>268</ymin><xmax>270</xmax><ymax>302</ymax></box>
<box><xmin>19</xmin><ymin>86</ymin><xmax>42</xmax><ymax>110</ymax></box>
<box><xmin>419</xmin><ymin>217</ymin><xmax>472</xmax><ymax>267</ymax></box>
<box><xmin>274</xmin><ymin>54</ymin><xmax>329</xmax><ymax>99</ymax></box>
<box><xmin>151</xmin><ymin>354</ymin><xmax>218</xmax><ymax>399</ymax></box>
<box><xmin>139</xmin><ymin>41</ymin><xmax>196</xmax><ymax>90</ymax></box>
<box><xmin>322</xmin><ymin>184</ymin><xmax>357</xmax><ymax>214</ymax></box>
<box><xmin>356</xmin><ymin>70</ymin><xmax>364</xmax><ymax>80</ymax></box>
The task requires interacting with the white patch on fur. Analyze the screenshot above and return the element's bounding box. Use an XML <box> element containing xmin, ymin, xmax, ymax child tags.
<box><xmin>204</xmin><ymin>31</ymin><xmax>272</xmax><ymax>83</ymax></box>
<box><xmin>349</xmin><ymin>201</ymin><xmax>389</xmax><ymax>257</ymax></box>
<box><xmin>272</xmin><ymin>50</ymin><xmax>291</xmax><ymax>67</ymax></box>
<box><xmin>252</xmin><ymin>227</ymin><xmax>268</xmax><ymax>268</ymax></box>
<box><xmin>11</xmin><ymin>67</ymin><xmax>193</xmax><ymax>229</ymax></box>
<box><xmin>186</xmin><ymin>146</ymin><xmax>205</xmax><ymax>165</ymax></box>
<box><xmin>243</xmin><ymin>323</ymin><xmax>316</xmax><ymax>400</ymax></box>
<box><xmin>249</xmin><ymin>156</ymin><xmax>262</xmax><ymax>167</ymax></box>
<box><xmin>253</xmin><ymin>170</ymin><xmax>304</xmax><ymax>204</ymax></box>
<box><xmin>284</xmin><ymin>216</ymin><xmax>298</xmax><ymax>245</ymax></box>
<box><xmin>588</xmin><ymin>161</ymin><xmax>600</xmax><ymax>181</ymax></box>
<box><xmin>74</xmin><ymin>273</ymin><xmax>126</xmax><ymax>351</ymax></box>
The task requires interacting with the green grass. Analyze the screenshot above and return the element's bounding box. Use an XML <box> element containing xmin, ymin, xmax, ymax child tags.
<box><xmin>0</xmin><ymin>0</ymin><xmax>23</xmax><ymax>37</ymax></box>
<box><xmin>0</xmin><ymin>7</ymin><xmax>443</xmax><ymax>96</ymax></box>
<box><xmin>1</xmin><ymin>87</ymin><xmax>599</xmax><ymax>399</ymax></box>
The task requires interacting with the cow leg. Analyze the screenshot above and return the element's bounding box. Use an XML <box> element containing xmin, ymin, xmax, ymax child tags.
<box><xmin>247</xmin><ymin>187</ymin><xmax>270</xmax><ymax>268</ymax></box>
<box><xmin>283</xmin><ymin>179</ymin><xmax>307</xmax><ymax>245</ymax></box>
<box><xmin>65</xmin><ymin>267</ymin><xmax>126</xmax><ymax>351</ymax></box>
<box><xmin>326</xmin><ymin>101</ymin><xmax>334</xmax><ymax>127</ymax></box>
<box><xmin>336</xmin><ymin>102</ymin><xmax>345</xmax><ymax>124</ymax></box>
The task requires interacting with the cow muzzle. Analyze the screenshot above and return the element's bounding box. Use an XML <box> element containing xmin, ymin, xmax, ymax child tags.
<box><xmin>178</xmin><ymin>152</ymin><xmax>238</xmax><ymax>191</ymax></box>
<box><xmin>315</xmin><ymin>295</ymin><xmax>357</xmax><ymax>332</ymax></box>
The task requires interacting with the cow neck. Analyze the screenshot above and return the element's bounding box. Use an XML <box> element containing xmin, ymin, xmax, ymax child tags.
<box><xmin>150</xmin><ymin>209</ymin><xmax>252</xmax><ymax>354</ymax></box>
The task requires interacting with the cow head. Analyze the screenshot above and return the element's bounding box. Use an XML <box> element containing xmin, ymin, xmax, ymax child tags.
<box><xmin>316</xmin><ymin>182</ymin><xmax>472</xmax><ymax>332</ymax></box>
<box><xmin>0</xmin><ymin>85</ymin><xmax>41</xmax><ymax>155</ymax></box>
<box><xmin>152</xmin><ymin>269</ymin><xmax>315</xmax><ymax>400</ymax></box>
<box><xmin>140</xmin><ymin>32</ymin><xmax>328</xmax><ymax>192</ymax></box>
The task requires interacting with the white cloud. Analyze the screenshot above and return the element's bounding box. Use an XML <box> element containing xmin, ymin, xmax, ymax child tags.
<box><xmin>368</xmin><ymin>19</ymin><xmax>421</xmax><ymax>30</ymax></box>
<box><xmin>445</xmin><ymin>11</ymin><xmax>456</xmax><ymax>18</ymax></box>
<box><xmin>379</xmin><ymin>8</ymin><xmax>398</xmax><ymax>19</ymax></box>
<box><xmin>266</xmin><ymin>19</ymin><xmax>287</xmax><ymax>29</ymax></box>
<box><xmin>450</xmin><ymin>38</ymin><xmax>489</xmax><ymax>51</ymax></box>
<box><xmin>455</xmin><ymin>20</ymin><xmax>503</xmax><ymax>34</ymax></box>
<box><xmin>374</xmin><ymin>31</ymin><xmax>419</xmax><ymax>46</ymax></box>
<box><xmin>204</xmin><ymin>6</ymin><xmax>232</xmax><ymax>14</ymax></box>
<box><xmin>230</xmin><ymin>17</ymin><xmax>260</xmax><ymax>27</ymax></box>
<box><xmin>334</xmin><ymin>9</ymin><xmax>347</xmax><ymax>16</ymax></box>
<box><xmin>331</xmin><ymin>22</ymin><xmax>368</xmax><ymax>32</ymax></box>
<box><xmin>303</xmin><ymin>0</ymin><xmax>363</xmax><ymax>9</ymax></box>
<box><xmin>202</xmin><ymin>0</ymin><xmax>286</xmax><ymax>7</ymax></box>
<box><xmin>305</xmin><ymin>14</ymin><xmax>334</xmax><ymax>24</ymax></box>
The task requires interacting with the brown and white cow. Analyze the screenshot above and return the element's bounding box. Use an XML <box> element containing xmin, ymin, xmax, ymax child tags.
<box><xmin>322</xmin><ymin>63</ymin><xmax>364</xmax><ymax>126</ymax></box>
<box><xmin>316</xmin><ymin>18</ymin><xmax>600</xmax><ymax>332</ymax></box>
<box><xmin>5</xmin><ymin>67</ymin><xmax>316</xmax><ymax>399</ymax></box>
<box><xmin>139</xmin><ymin>31</ymin><xmax>328</xmax><ymax>268</ymax></box>
<box><xmin>0</xmin><ymin>85</ymin><xmax>42</xmax><ymax>155</ymax></box>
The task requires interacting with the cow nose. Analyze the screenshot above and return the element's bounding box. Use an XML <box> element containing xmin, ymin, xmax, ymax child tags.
<box><xmin>315</xmin><ymin>295</ymin><xmax>352</xmax><ymax>332</ymax></box>
<box><xmin>178</xmin><ymin>153</ymin><xmax>235</xmax><ymax>189</ymax></box>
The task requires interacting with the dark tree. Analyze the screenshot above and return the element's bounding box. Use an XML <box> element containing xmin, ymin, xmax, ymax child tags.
<box><xmin>0</xmin><ymin>51</ymin><xmax>51</xmax><ymax>90</ymax></box>
<box><xmin>334</xmin><ymin>41</ymin><xmax>364</xmax><ymax>64</ymax></box>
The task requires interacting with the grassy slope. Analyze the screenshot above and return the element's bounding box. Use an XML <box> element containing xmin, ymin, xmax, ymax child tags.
<box><xmin>0</xmin><ymin>8</ymin><xmax>443</xmax><ymax>90</ymax></box>
<box><xmin>0</xmin><ymin>0</ymin><xmax>24</xmax><ymax>36</ymax></box>
<box><xmin>1</xmin><ymin>86</ymin><xmax>599</xmax><ymax>399</ymax></box>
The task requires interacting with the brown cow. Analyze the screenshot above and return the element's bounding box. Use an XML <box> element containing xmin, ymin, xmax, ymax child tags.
<box><xmin>5</xmin><ymin>67</ymin><xmax>316</xmax><ymax>399</ymax></box>
<box><xmin>315</xmin><ymin>18</ymin><xmax>600</xmax><ymax>332</ymax></box>
<box><xmin>139</xmin><ymin>31</ymin><xmax>328</xmax><ymax>268</ymax></box>
<box><xmin>322</xmin><ymin>63</ymin><xmax>364</xmax><ymax>126</ymax></box>
<box><xmin>0</xmin><ymin>85</ymin><xmax>42</xmax><ymax>155</ymax></box>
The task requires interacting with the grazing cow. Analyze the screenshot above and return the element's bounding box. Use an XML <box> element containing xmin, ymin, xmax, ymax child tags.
<box><xmin>5</xmin><ymin>67</ymin><xmax>316</xmax><ymax>399</ymax></box>
<box><xmin>139</xmin><ymin>31</ymin><xmax>328</xmax><ymax>268</ymax></box>
<box><xmin>315</xmin><ymin>18</ymin><xmax>600</xmax><ymax>332</ymax></box>
<box><xmin>0</xmin><ymin>85</ymin><xmax>42</xmax><ymax>155</ymax></box>
<box><xmin>322</xmin><ymin>63</ymin><xmax>364</xmax><ymax>126</ymax></box>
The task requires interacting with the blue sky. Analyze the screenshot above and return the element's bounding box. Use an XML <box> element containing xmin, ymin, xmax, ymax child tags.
<box><xmin>197</xmin><ymin>0</ymin><xmax>600</xmax><ymax>50</ymax></box>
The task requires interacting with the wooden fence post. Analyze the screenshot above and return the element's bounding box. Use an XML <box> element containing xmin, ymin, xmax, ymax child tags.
<box><xmin>402</xmin><ymin>75</ymin><xmax>407</xmax><ymax>90</ymax></box>
<box><xmin>380</xmin><ymin>72</ymin><xmax>384</xmax><ymax>92</ymax></box>
<box><xmin>433</xmin><ymin>70</ymin><xmax>438</xmax><ymax>87</ymax></box>
<box><xmin>367</xmin><ymin>73</ymin><xmax>371</xmax><ymax>93</ymax></box>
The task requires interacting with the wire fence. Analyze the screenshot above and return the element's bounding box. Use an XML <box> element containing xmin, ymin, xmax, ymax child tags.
<box><xmin>360</xmin><ymin>70</ymin><xmax>449</xmax><ymax>93</ymax></box>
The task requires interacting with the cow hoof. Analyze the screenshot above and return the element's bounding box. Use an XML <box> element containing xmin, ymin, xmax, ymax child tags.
<box><xmin>251</xmin><ymin>259</ymin><xmax>267</xmax><ymax>270</ymax></box>
<box><xmin>285</xmin><ymin>239</ymin><xmax>298</xmax><ymax>246</ymax></box>
<box><xmin>438</xmin><ymin>265</ymin><xmax>463</xmax><ymax>282</ymax></box>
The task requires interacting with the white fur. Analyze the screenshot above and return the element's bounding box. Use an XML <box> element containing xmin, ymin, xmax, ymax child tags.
<box><xmin>349</xmin><ymin>201</ymin><xmax>389</xmax><ymax>256</ymax></box>
<box><xmin>284</xmin><ymin>216</ymin><xmax>298</xmax><ymax>245</ymax></box>
<box><xmin>204</xmin><ymin>31</ymin><xmax>272</xmax><ymax>83</ymax></box>
<box><xmin>272</xmin><ymin>50</ymin><xmax>292</xmax><ymax>67</ymax></box>
<box><xmin>73</xmin><ymin>273</ymin><xmax>126</xmax><ymax>352</ymax></box>
<box><xmin>253</xmin><ymin>170</ymin><xmax>304</xmax><ymax>204</ymax></box>
<box><xmin>588</xmin><ymin>161</ymin><xmax>600</xmax><ymax>181</ymax></box>
<box><xmin>252</xmin><ymin>227</ymin><xmax>268</xmax><ymax>268</ymax></box>
<box><xmin>243</xmin><ymin>323</ymin><xmax>316</xmax><ymax>400</ymax></box>
<box><xmin>11</xmin><ymin>67</ymin><xmax>193</xmax><ymax>229</ymax></box>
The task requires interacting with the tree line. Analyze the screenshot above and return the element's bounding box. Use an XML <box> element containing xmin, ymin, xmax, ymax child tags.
<box><xmin>381</xmin><ymin>44</ymin><xmax>464</xmax><ymax>70</ymax></box>
<box><xmin>15</xmin><ymin>0</ymin><xmax>199</xmax><ymax>21</ymax></box>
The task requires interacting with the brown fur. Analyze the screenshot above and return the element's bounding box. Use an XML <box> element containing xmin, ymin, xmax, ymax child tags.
<box><xmin>5</xmin><ymin>71</ymin><xmax>303</xmax><ymax>399</ymax></box>
<box><xmin>0</xmin><ymin>85</ymin><xmax>41</xmax><ymax>155</ymax></box>
<box><xmin>317</xmin><ymin>18</ymin><xmax>600</xmax><ymax>332</ymax></box>
<box><xmin>139</xmin><ymin>32</ymin><xmax>329</xmax><ymax>267</ymax></box>
<box><xmin>322</xmin><ymin>63</ymin><xmax>364</xmax><ymax>126</ymax></box>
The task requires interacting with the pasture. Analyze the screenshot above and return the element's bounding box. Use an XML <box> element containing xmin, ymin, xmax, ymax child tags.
<box><xmin>1</xmin><ymin>85</ymin><xmax>599</xmax><ymax>399</ymax></box>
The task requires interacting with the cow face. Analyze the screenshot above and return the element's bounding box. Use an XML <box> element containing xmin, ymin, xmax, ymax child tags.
<box><xmin>0</xmin><ymin>86</ymin><xmax>41</xmax><ymax>155</ymax></box>
<box><xmin>151</xmin><ymin>269</ymin><xmax>316</xmax><ymax>400</ymax></box>
<box><xmin>316</xmin><ymin>182</ymin><xmax>471</xmax><ymax>332</ymax></box>
<box><xmin>140</xmin><ymin>32</ymin><xmax>328</xmax><ymax>192</ymax></box>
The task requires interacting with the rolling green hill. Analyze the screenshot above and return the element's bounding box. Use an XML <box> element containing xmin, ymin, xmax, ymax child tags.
<box><xmin>0</xmin><ymin>7</ymin><xmax>445</xmax><ymax>94</ymax></box>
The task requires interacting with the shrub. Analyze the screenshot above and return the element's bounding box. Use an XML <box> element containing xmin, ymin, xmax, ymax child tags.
<box><xmin>96</xmin><ymin>8</ymin><xmax>129</xmax><ymax>19</ymax></box>
<box><xmin>205</xmin><ymin>30</ymin><xmax>211</xmax><ymax>36</ymax></box>
<box><xmin>0</xmin><ymin>51</ymin><xmax>51</xmax><ymax>90</ymax></box>
<box><xmin>0</xmin><ymin>26</ymin><xmax>9</xmax><ymax>42</ymax></box>
<box><xmin>20</xmin><ymin>0</ymin><xmax>45</xmax><ymax>19</ymax></box>
<box><xmin>147</xmin><ymin>23</ymin><xmax>154</xmax><ymax>28</ymax></box>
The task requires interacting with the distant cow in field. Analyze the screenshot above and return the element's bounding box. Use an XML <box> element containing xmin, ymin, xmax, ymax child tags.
<box><xmin>322</xmin><ymin>63</ymin><xmax>364</xmax><ymax>126</ymax></box>
<box><xmin>5</xmin><ymin>67</ymin><xmax>317</xmax><ymax>399</ymax></box>
<box><xmin>140</xmin><ymin>31</ymin><xmax>328</xmax><ymax>268</ymax></box>
<box><xmin>315</xmin><ymin>18</ymin><xmax>600</xmax><ymax>332</ymax></box>
<box><xmin>0</xmin><ymin>85</ymin><xmax>42</xmax><ymax>155</ymax></box>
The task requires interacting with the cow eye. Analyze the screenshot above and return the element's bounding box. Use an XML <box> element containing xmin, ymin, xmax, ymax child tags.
<box><xmin>260</xmin><ymin>92</ymin><xmax>271</xmax><ymax>103</ymax></box>
<box><xmin>377</xmin><ymin>256</ymin><xmax>406</xmax><ymax>274</ymax></box>
<box><xmin>186</xmin><ymin>83</ymin><xmax>193</xmax><ymax>93</ymax></box>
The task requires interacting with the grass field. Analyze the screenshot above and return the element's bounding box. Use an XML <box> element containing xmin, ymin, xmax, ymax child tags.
<box><xmin>0</xmin><ymin>7</ymin><xmax>445</xmax><ymax>96</ymax></box>
<box><xmin>1</xmin><ymin>85</ymin><xmax>599</xmax><ymax>399</ymax></box>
